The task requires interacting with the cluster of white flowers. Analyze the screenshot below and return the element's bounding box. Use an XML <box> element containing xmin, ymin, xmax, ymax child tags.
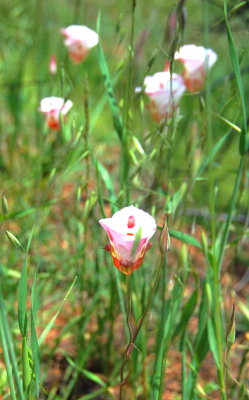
<box><xmin>39</xmin><ymin>27</ymin><xmax>217</xmax><ymax>134</ymax></box>
<box><xmin>37</xmin><ymin>24</ymin><xmax>218</xmax><ymax>274</ymax></box>
<box><xmin>143</xmin><ymin>44</ymin><xmax>217</xmax><ymax>123</ymax></box>
<box><xmin>39</xmin><ymin>25</ymin><xmax>99</xmax><ymax>130</ymax></box>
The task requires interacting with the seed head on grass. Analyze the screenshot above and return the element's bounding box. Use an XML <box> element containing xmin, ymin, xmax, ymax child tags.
<box><xmin>1</xmin><ymin>195</ymin><xmax>9</xmax><ymax>219</ymax></box>
<box><xmin>99</xmin><ymin>205</ymin><xmax>156</xmax><ymax>275</ymax></box>
<box><xmin>5</xmin><ymin>231</ymin><xmax>24</xmax><ymax>252</ymax></box>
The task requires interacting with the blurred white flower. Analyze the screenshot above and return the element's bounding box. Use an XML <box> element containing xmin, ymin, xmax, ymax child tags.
<box><xmin>174</xmin><ymin>44</ymin><xmax>217</xmax><ymax>92</ymax></box>
<box><xmin>144</xmin><ymin>71</ymin><xmax>186</xmax><ymax>123</ymax></box>
<box><xmin>61</xmin><ymin>25</ymin><xmax>99</xmax><ymax>64</ymax></box>
<box><xmin>39</xmin><ymin>97</ymin><xmax>73</xmax><ymax>130</ymax></box>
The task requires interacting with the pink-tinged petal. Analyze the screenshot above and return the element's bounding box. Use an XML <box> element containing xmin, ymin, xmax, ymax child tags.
<box><xmin>99</xmin><ymin>205</ymin><xmax>157</xmax><ymax>275</ymax></box>
<box><xmin>61</xmin><ymin>100</ymin><xmax>73</xmax><ymax>115</ymax></box>
<box><xmin>143</xmin><ymin>72</ymin><xmax>186</xmax><ymax>122</ymax></box>
<box><xmin>60</xmin><ymin>25</ymin><xmax>98</xmax><ymax>64</ymax></box>
<box><xmin>174</xmin><ymin>45</ymin><xmax>218</xmax><ymax>92</ymax></box>
<box><xmin>38</xmin><ymin>97</ymin><xmax>73</xmax><ymax>130</ymax></box>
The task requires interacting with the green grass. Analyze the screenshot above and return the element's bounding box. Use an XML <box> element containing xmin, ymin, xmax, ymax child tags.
<box><xmin>0</xmin><ymin>0</ymin><xmax>249</xmax><ymax>399</ymax></box>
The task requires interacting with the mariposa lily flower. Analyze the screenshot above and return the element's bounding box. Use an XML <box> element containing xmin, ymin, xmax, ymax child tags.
<box><xmin>61</xmin><ymin>25</ymin><xmax>99</xmax><ymax>64</ymax></box>
<box><xmin>143</xmin><ymin>71</ymin><xmax>186</xmax><ymax>123</ymax></box>
<box><xmin>99</xmin><ymin>205</ymin><xmax>157</xmax><ymax>275</ymax></box>
<box><xmin>174</xmin><ymin>44</ymin><xmax>218</xmax><ymax>92</ymax></box>
<box><xmin>39</xmin><ymin>97</ymin><xmax>73</xmax><ymax>130</ymax></box>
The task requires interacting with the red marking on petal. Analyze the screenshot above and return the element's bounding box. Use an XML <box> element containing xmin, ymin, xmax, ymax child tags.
<box><xmin>127</xmin><ymin>215</ymin><xmax>135</xmax><ymax>229</ymax></box>
<box><xmin>104</xmin><ymin>243</ymin><xmax>112</xmax><ymax>252</ymax></box>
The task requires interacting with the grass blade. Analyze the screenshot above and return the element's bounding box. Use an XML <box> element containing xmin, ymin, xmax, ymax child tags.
<box><xmin>97</xmin><ymin>13</ymin><xmax>124</xmax><ymax>142</ymax></box>
<box><xmin>0</xmin><ymin>284</ymin><xmax>25</xmax><ymax>400</ymax></box>
<box><xmin>95</xmin><ymin>160</ymin><xmax>118</xmax><ymax>213</ymax></box>
<box><xmin>38</xmin><ymin>276</ymin><xmax>77</xmax><ymax>345</ymax></box>
<box><xmin>0</xmin><ymin>295</ymin><xmax>17</xmax><ymax>400</ymax></box>
<box><xmin>22</xmin><ymin>336</ymin><xmax>31</xmax><ymax>392</ymax></box>
<box><xmin>31</xmin><ymin>274</ymin><xmax>40</xmax><ymax>398</ymax></box>
<box><xmin>169</xmin><ymin>229</ymin><xmax>202</xmax><ymax>248</ymax></box>
<box><xmin>224</xmin><ymin>1</ymin><xmax>249</xmax><ymax>154</ymax></box>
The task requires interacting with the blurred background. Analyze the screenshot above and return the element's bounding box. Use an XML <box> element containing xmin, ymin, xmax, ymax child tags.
<box><xmin>0</xmin><ymin>0</ymin><xmax>248</xmax><ymax>399</ymax></box>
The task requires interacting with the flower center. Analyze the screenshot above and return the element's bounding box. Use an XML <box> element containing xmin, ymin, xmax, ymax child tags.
<box><xmin>127</xmin><ymin>215</ymin><xmax>135</xmax><ymax>229</ymax></box>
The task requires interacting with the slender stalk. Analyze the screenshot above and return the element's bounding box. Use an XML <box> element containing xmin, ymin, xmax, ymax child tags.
<box><xmin>121</xmin><ymin>0</ymin><xmax>136</xmax><ymax>205</ymax></box>
<box><xmin>213</xmin><ymin>257</ymin><xmax>226</xmax><ymax>400</ymax></box>
<box><xmin>217</xmin><ymin>156</ymin><xmax>245</xmax><ymax>271</ymax></box>
<box><xmin>79</xmin><ymin>74</ymin><xmax>90</xmax><ymax>292</ymax></box>
<box><xmin>0</xmin><ymin>302</ymin><xmax>17</xmax><ymax>400</ymax></box>
<box><xmin>119</xmin><ymin>274</ymin><xmax>133</xmax><ymax>399</ymax></box>
<box><xmin>123</xmin><ymin>0</ymin><xmax>136</xmax><ymax>131</ymax></box>
<box><xmin>83</xmin><ymin>74</ymin><xmax>90</xmax><ymax>203</ymax></box>
<box><xmin>202</xmin><ymin>2</ymin><xmax>226</xmax><ymax>398</ymax></box>
<box><xmin>0</xmin><ymin>286</ymin><xmax>25</xmax><ymax>400</ymax></box>
<box><xmin>212</xmin><ymin>156</ymin><xmax>245</xmax><ymax>400</ymax></box>
<box><xmin>119</xmin><ymin>253</ymin><xmax>166</xmax><ymax>399</ymax></box>
<box><xmin>203</xmin><ymin>0</ymin><xmax>216</xmax><ymax>243</ymax></box>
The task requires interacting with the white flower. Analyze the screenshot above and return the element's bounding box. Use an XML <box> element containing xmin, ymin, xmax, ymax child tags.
<box><xmin>39</xmin><ymin>97</ymin><xmax>73</xmax><ymax>130</ymax></box>
<box><xmin>143</xmin><ymin>71</ymin><xmax>186</xmax><ymax>123</ymax></box>
<box><xmin>61</xmin><ymin>25</ymin><xmax>99</xmax><ymax>63</ymax></box>
<box><xmin>174</xmin><ymin>44</ymin><xmax>218</xmax><ymax>92</ymax></box>
<box><xmin>99</xmin><ymin>205</ymin><xmax>157</xmax><ymax>275</ymax></box>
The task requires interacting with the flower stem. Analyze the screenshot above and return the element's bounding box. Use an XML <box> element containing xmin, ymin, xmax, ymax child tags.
<box><xmin>212</xmin><ymin>256</ymin><xmax>227</xmax><ymax>400</ymax></box>
<box><xmin>119</xmin><ymin>253</ymin><xmax>166</xmax><ymax>399</ymax></box>
<box><xmin>121</xmin><ymin>0</ymin><xmax>136</xmax><ymax>205</ymax></box>
<box><xmin>217</xmin><ymin>156</ymin><xmax>245</xmax><ymax>271</ymax></box>
<box><xmin>119</xmin><ymin>274</ymin><xmax>133</xmax><ymax>399</ymax></box>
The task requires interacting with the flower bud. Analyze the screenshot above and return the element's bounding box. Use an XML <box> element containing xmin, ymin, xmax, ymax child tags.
<box><xmin>1</xmin><ymin>195</ymin><xmax>9</xmax><ymax>218</ymax></box>
<box><xmin>5</xmin><ymin>230</ymin><xmax>24</xmax><ymax>252</ymax></box>
<box><xmin>159</xmin><ymin>214</ymin><xmax>170</xmax><ymax>254</ymax></box>
<box><xmin>49</xmin><ymin>54</ymin><xmax>57</xmax><ymax>75</ymax></box>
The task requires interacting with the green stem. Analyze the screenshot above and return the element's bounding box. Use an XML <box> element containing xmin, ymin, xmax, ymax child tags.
<box><xmin>202</xmin><ymin>2</ymin><xmax>226</xmax><ymax>397</ymax></box>
<box><xmin>0</xmin><ymin>303</ymin><xmax>17</xmax><ymax>400</ymax></box>
<box><xmin>119</xmin><ymin>253</ymin><xmax>166</xmax><ymax>399</ymax></box>
<box><xmin>203</xmin><ymin>0</ymin><xmax>216</xmax><ymax>244</ymax></box>
<box><xmin>213</xmin><ymin>257</ymin><xmax>226</xmax><ymax>400</ymax></box>
<box><xmin>121</xmin><ymin>0</ymin><xmax>136</xmax><ymax>205</ymax></box>
<box><xmin>0</xmin><ymin>286</ymin><xmax>25</xmax><ymax>400</ymax></box>
<box><xmin>217</xmin><ymin>156</ymin><xmax>245</xmax><ymax>271</ymax></box>
<box><xmin>119</xmin><ymin>274</ymin><xmax>133</xmax><ymax>399</ymax></box>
